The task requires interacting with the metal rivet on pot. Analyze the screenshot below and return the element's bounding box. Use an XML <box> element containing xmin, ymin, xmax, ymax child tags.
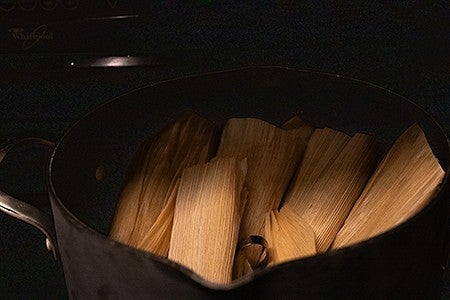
<box><xmin>95</xmin><ymin>165</ymin><xmax>106</xmax><ymax>183</ymax></box>
<box><xmin>46</xmin><ymin>238</ymin><xmax>53</xmax><ymax>252</ymax></box>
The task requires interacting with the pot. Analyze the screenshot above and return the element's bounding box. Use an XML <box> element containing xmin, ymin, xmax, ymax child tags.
<box><xmin>1</xmin><ymin>67</ymin><xmax>449</xmax><ymax>299</ymax></box>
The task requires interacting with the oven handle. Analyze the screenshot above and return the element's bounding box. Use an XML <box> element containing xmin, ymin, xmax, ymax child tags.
<box><xmin>0</xmin><ymin>138</ymin><xmax>58</xmax><ymax>260</ymax></box>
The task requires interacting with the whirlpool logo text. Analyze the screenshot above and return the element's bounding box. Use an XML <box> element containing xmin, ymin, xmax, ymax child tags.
<box><xmin>8</xmin><ymin>24</ymin><xmax>53</xmax><ymax>50</ymax></box>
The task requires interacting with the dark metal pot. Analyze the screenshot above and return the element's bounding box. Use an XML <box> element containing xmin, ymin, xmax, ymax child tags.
<box><xmin>1</xmin><ymin>67</ymin><xmax>449</xmax><ymax>299</ymax></box>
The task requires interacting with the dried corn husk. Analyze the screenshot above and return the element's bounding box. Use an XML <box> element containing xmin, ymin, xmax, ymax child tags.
<box><xmin>109</xmin><ymin>112</ymin><xmax>217</xmax><ymax>248</ymax></box>
<box><xmin>216</xmin><ymin>118</ymin><xmax>308</xmax><ymax>240</ymax></box>
<box><xmin>108</xmin><ymin>138</ymin><xmax>154</xmax><ymax>244</ymax></box>
<box><xmin>280</xmin><ymin>116</ymin><xmax>314</xmax><ymax>141</ymax></box>
<box><xmin>136</xmin><ymin>180</ymin><xmax>179</xmax><ymax>257</ymax></box>
<box><xmin>332</xmin><ymin>124</ymin><xmax>445</xmax><ymax>249</ymax></box>
<box><xmin>284</xmin><ymin>132</ymin><xmax>380</xmax><ymax>252</ymax></box>
<box><xmin>284</xmin><ymin>128</ymin><xmax>351</xmax><ymax>213</ymax></box>
<box><xmin>264</xmin><ymin>206</ymin><xmax>316</xmax><ymax>265</ymax></box>
<box><xmin>168</xmin><ymin>158</ymin><xmax>246</xmax><ymax>284</ymax></box>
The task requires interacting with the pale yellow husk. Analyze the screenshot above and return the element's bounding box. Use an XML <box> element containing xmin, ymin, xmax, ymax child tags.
<box><xmin>168</xmin><ymin>158</ymin><xmax>246</xmax><ymax>284</ymax></box>
<box><xmin>332</xmin><ymin>124</ymin><xmax>445</xmax><ymax>249</ymax></box>
<box><xmin>109</xmin><ymin>112</ymin><xmax>217</xmax><ymax>248</ymax></box>
<box><xmin>216</xmin><ymin>118</ymin><xmax>308</xmax><ymax>240</ymax></box>
<box><xmin>284</xmin><ymin>131</ymin><xmax>380</xmax><ymax>252</ymax></box>
<box><xmin>264</xmin><ymin>206</ymin><xmax>316</xmax><ymax>265</ymax></box>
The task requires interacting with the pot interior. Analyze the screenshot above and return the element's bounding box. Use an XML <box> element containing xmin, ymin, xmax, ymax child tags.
<box><xmin>49</xmin><ymin>67</ymin><xmax>449</xmax><ymax>240</ymax></box>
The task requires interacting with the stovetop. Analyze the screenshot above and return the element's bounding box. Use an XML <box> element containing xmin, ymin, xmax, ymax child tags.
<box><xmin>0</xmin><ymin>3</ymin><xmax>449</xmax><ymax>298</ymax></box>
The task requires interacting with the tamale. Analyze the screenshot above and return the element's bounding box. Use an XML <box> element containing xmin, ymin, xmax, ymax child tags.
<box><xmin>284</xmin><ymin>132</ymin><xmax>380</xmax><ymax>252</ymax></box>
<box><xmin>284</xmin><ymin>128</ymin><xmax>351</xmax><ymax>213</ymax></box>
<box><xmin>264</xmin><ymin>206</ymin><xmax>316</xmax><ymax>265</ymax></box>
<box><xmin>332</xmin><ymin>124</ymin><xmax>445</xmax><ymax>249</ymax></box>
<box><xmin>168</xmin><ymin>158</ymin><xmax>246</xmax><ymax>284</ymax></box>
<box><xmin>136</xmin><ymin>180</ymin><xmax>179</xmax><ymax>257</ymax></box>
<box><xmin>216</xmin><ymin>118</ymin><xmax>308</xmax><ymax>241</ymax></box>
<box><xmin>109</xmin><ymin>112</ymin><xmax>217</xmax><ymax>248</ymax></box>
<box><xmin>108</xmin><ymin>139</ymin><xmax>153</xmax><ymax>244</ymax></box>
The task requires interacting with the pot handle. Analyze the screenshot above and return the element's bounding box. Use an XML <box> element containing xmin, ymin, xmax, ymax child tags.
<box><xmin>0</xmin><ymin>138</ymin><xmax>58</xmax><ymax>260</ymax></box>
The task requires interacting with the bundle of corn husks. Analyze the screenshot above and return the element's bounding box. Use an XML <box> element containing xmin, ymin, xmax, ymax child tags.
<box><xmin>109</xmin><ymin>112</ymin><xmax>445</xmax><ymax>284</ymax></box>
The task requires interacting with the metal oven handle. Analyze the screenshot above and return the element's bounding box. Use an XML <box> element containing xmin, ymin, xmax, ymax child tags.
<box><xmin>0</xmin><ymin>138</ymin><xmax>58</xmax><ymax>260</ymax></box>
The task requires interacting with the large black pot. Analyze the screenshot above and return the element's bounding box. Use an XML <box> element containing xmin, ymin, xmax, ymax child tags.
<box><xmin>1</xmin><ymin>67</ymin><xmax>449</xmax><ymax>299</ymax></box>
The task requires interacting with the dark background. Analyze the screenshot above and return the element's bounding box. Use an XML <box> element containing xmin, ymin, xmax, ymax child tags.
<box><xmin>0</xmin><ymin>1</ymin><xmax>449</xmax><ymax>298</ymax></box>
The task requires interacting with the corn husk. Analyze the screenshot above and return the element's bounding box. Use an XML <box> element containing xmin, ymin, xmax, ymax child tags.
<box><xmin>280</xmin><ymin>116</ymin><xmax>314</xmax><ymax>141</ymax></box>
<box><xmin>109</xmin><ymin>112</ymin><xmax>217</xmax><ymax>248</ymax></box>
<box><xmin>168</xmin><ymin>158</ymin><xmax>246</xmax><ymax>284</ymax></box>
<box><xmin>332</xmin><ymin>124</ymin><xmax>445</xmax><ymax>249</ymax></box>
<box><xmin>284</xmin><ymin>132</ymin><xmax>380</xmax><ymax>252</ymax></box>
<box><xmin>284</xmin><ymin>128</ymin><xmax>351</xmax><ymax>213</ymax></box>
<box><xmin>216</xmin><ymin>118</ymin><xmax>308</xmax><ymax>240</ymax></box>
<box><xmin>135</xmin><ymin>180</ymin><xmax>179</xmax><ymax>257</ymax></box>
<box><xmin>108</xmin><ymin>143</ymin><xmax>151</xmax><ymax>244</ymax></box>
<box><xmin>264</xmin><ymin>206</ymin><xmax>316</xmax><ymax>265</ymax></box>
